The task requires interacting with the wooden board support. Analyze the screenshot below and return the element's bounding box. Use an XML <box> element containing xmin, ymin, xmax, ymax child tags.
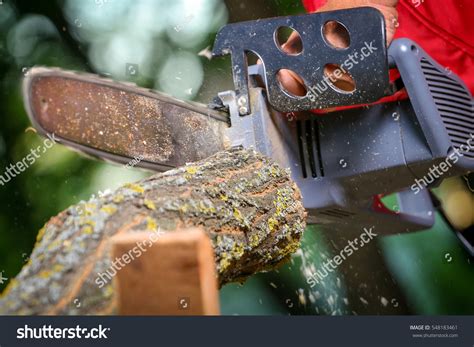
<box><xmin>111</xmin><ymin>228</ymin><xmax>220</xmax><ymax>315</ymax></box>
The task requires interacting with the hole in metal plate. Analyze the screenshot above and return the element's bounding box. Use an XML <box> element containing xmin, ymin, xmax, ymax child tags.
<box><xmin>322</xmin><ymin>20</ymin><xmax>350</xmax><ymax>49</ymax></box>
<box><xmin>277</xmin><ymin>68</ymin><xmax>308</xmax><ymax>97</ymax></box>
<box><xmin>274</xmin><ymin>26</ymin><xmax>303</xmax><ymax>55</ymax></box>
<box><xmin>323</xmin><ymin>63</ymin><xmax>356</xmax><ymax>93</ymax></box>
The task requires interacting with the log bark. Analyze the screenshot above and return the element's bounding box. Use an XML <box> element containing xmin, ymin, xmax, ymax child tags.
<box><xmin>0</xmin><ymin>148</ymin><xmax>306</xmax><ymax>315</ymax></box>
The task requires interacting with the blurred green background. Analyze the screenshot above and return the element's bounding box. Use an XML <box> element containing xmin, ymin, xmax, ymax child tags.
<box><xmin>0</xmin><ymin>0</ymin><xmax>472</xmax><ymax>315</ymax></box>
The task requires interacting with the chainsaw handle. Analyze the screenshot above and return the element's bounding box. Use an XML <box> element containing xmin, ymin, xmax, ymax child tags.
<box><xmin>395</xmin><ymin>188</ymin><xmax>435</xmax><ymax>228</ymax></box>
<box><xmin>340</xmin><ymin>189</ymin><xmax>435</xmax><ymax>235</ymax></box>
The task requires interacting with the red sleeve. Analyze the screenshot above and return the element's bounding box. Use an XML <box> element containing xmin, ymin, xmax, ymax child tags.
<box><xmin>394</xmin><ymin>0</ymin><xmax>474</xmax><ymax>95</ymax></box>
<box><xmin>303</xmin><ymin>0</ymin><xmax>327</xmax><ymax>12</ymax></box>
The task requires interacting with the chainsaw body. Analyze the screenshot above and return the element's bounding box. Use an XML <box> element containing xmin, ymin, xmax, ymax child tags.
<box><xmin>213</xmin><ymin>9</ymin><xmax>474</xmax><ymax>235</ymax></box>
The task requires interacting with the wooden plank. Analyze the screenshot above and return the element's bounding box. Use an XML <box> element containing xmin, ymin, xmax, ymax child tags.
<box><xmin>111</xmin><ymin>228</ymin><xmax>220</xmax><ymax>315</ymax></box>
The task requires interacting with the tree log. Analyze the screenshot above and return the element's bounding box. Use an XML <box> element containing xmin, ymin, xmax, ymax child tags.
<box><xmin>0</xmin><ymin>148</ymin><xmax>306</xmax><ymax>314</ymax></box>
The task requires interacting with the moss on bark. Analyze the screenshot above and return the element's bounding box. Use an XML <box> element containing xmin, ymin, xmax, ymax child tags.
<box><xmin>0</xmin><ymin>148</ymin><xmax>306</xmax><ymax>314</ymax></box>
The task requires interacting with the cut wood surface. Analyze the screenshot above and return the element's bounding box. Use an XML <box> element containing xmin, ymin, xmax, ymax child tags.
<box><xmin>113</xmin><ymin>229</ymin><xmax>220</xmax><ymax>315</ymax></box>
<box><xmin>0</xmin><ymin>148</ymin><xmax>306</xmax><ymax>314</ymax></box>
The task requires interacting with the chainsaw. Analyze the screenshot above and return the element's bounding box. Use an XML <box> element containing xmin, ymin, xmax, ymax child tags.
<box><xmin>22</xmin><ymin>8</ymin><xmax>474</xmax><ymax>254</ymax></box>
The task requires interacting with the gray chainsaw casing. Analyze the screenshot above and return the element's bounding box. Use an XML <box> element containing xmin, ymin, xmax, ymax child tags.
<box><xmin>220</xmin><ymin>39</ymin><xmax>474</xmax><ymax>235</ymax></box>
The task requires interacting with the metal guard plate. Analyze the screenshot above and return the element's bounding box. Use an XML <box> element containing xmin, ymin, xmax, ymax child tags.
<box><xmin>213</xmin><ymin>7</ymin><xmax>389</xmax><ymax>112</ymax></box>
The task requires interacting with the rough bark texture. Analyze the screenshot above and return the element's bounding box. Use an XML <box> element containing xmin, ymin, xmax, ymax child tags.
<box><xmin>0</xmin><ymin>148</ymin><xmax>306</xmax><ymax>315</ymax></box>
